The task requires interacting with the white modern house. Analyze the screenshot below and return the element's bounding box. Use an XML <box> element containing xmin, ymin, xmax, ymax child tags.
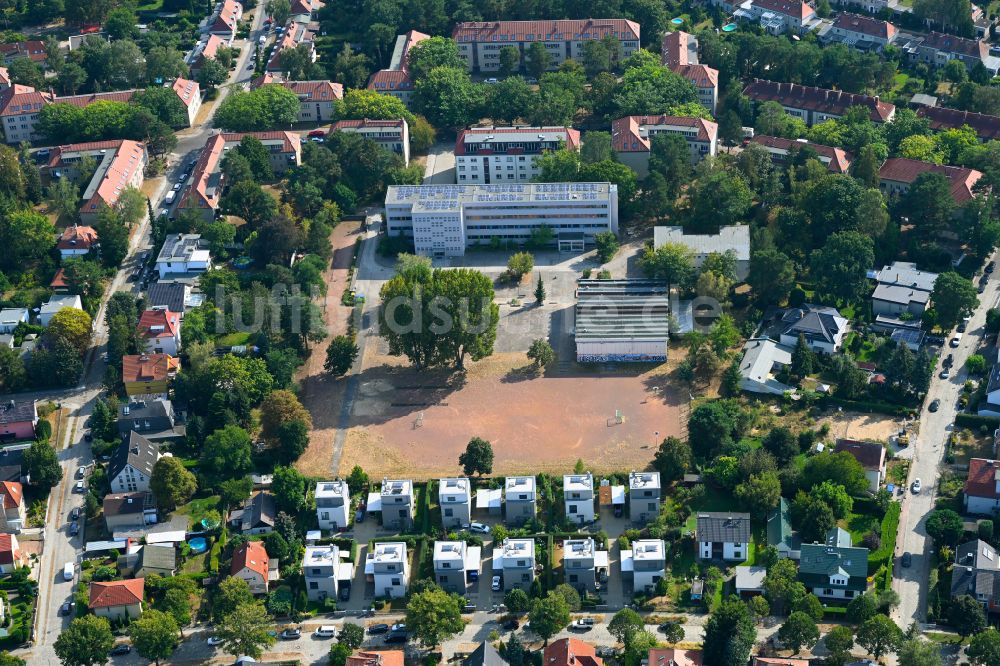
<box><xmin>378</xmin><ymin>479</ymin><xmax>414</xmax><ymax>531</ymax></box>
<box><xmin>563</xmin><ymin>473</ymin><xmax>595</xmax><ymax>525</ymax></box>
<box><xmin>738</xmin><ymin>338</ymin><xmax>794</xmax><ymax>395</ymax></box>
<box><xmin>315</xmin><ymin>480</ymin><xmax>350</xmax><ymax>531</ymax></box>
<box><xmin>653</xmin><ymin>226</ymin><xmax>751</xmax><ymax>281</ymax></box>
<box><xmin>304</xmin><ymin>544</ymin><xmax>353</xmax><ymax>602</ymax></box>
<box><xmin>563</xmin><ymin>537</ymin><xmax>609</xmax><ymax>593</ymax></box>
<box><xmin>155</xmin><ymin>234</ymin><xmax>211</xmax><ymax>279</ymax></box>
<box><xmin>0</xmin><ymin>308</ymin><xmax>27</xmax><ymax>334</ymax></box>
<box><xmin>696</xmin><ymin>512</ymin><xmax>750</xmax><ymax>561</ymax></box>
<box><xmin>433</xmin><ymin>540</ymin><xmax>481</xmax><ymax>593</ymax></box>
<box><xmin>621</xmin><ymin>539</ymin><xmax>666</xmax><ymax>594</ymax></box>
<box><xmin>504</xmin><ymin>476</ymin><xmax>536</xmax><ymax>526</ymax></box>
<box><xmin>365</xmin><ymin>542</ymin><xmax>409</xmax><ymax>598</ymax></box>
<box><xmin>492</xmin><ymin>538</ymin><xmax>536</xmax><ymax>592</ymax></box>
<box><xmin>38</xmin><ymin>295</ymin><xmax>83</xmax><ymax>327</ymax></box>
<box><xmin>628</xmin><ymin>471</ymin><xmax>661</xmax><ymax>524</ymax></box>
<box><xmin>439</xmin><ymin>477</ymin><xmax>472</xmax><ymax>530</ymax></box>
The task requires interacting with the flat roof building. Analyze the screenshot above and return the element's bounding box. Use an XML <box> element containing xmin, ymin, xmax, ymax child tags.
<box><xmin>455</xmin><ymin>126</ymin><xmax>579</xmax><ymax>184</ymax></box>
<box><xmin>575</xmin><ymin>279</ymin><xmax>670</xmax><ymax>363</ymax></box>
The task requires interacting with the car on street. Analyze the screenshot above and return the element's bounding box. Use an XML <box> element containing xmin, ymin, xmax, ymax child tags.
<box><xmin>491</xmin><ymin>575</ymin><xmax>502</xmax><ymax>591</ymax></box>
<box><xmin>368</xmin><ymin>624</ymin><xmax>390</xmax><ymax>635</ymax></box>
<box><xmin>929</xmin><ymin>399</ymin><xmax>940</xmax><ymax>412</ymax></box>
<box><xmin>307</xmin><ymin>130</ymin><xmax>327</xmax><ymax>138</ymax></box>
<box><xmin>63</xmin><ymin>562</ymin><xmax>74</xmax><ymax>580</ymax></box>
<box><xmin>468</xmin><ymin>522</ymin><xmax>489</xmax><ymax>533</ymax></box>
<box><xmin>980</xmin><ymin>284</ymin><xmax>987</xmax><ymax>293</ymax></box>
<box><xmin>59</xmin><ymin>601</ymin><xmax>75</xmax><ymax>615</ymax></box>
<box><xmin>950</xmin><ymin>333</ymin><xmax>963</xmax><ymax>347</ymax></box>
<box><xmin>314</xmin><ymin>626</ymin><xmax>337</xmax><ymax>638</ymax></box>
<box><xmin>939</xmin><ymin>369</ymin><xmax>950</xmax><ymax>379</ymax></box>
<box><xmin>385</xmin><ymin>633</ymin><xmax>408</xmax><ymax>644</ymax></box>
<box><xmin>110</xmin><ymin>644</ymin><xmax>131</xmax><ymax>656</ymax></box>
<box><xmin>485</xmin><ymin>77</ymin><xmax>498</xmax><ymax>83</ymax></box>
<box><xmin>572</xmin><ymin>619</ymin><xmax>594</xmax><ymax>631</ymax></box>
<box><xmin>75</xmin><ymin>466</ymin><xmax>86</xmax><ymax>479</ymax></box>
<box><xmin>207</xmin><ymin>636</ymin><xmax>224</xmax><ymax>646</ymax></box>
<box><xmin>911</xmin><ymin>478</ymin><xmax>921</xmax><ymax>494</ymax></box>
<box><xmin>74</xmin><ymin>481</ymin><xmax>85</xmax><ymax>493</ymax></box>
<box><xmin>70</xmin><ymin>507</ymin><xmax>80</xmax><ymax>520</ymax></box>
<box><xmin>944</xmin><ymin>353</ymin><xmax>954</xmax><ymax>367</ymax></box>
<box><xmin>958</xmin><ymin>321</ymin><xmax>968</xmax><ymax>332</ymax></box>
<box><xmin>172</xmin><ymin>183</ymin><xmax>182</xmax><ymax>191</ymax></box>
<box><xmin>390</xmin><ymin>623</ymin><xmax>406</xmax><ymax>633</ymax></box>
<box><xmin>69</xmin><ymin>523</ymin><xmax>79</xmax><ymax>536</ymax></box>
<box><xmin>902</xmin><ymin>552</ymin><xmax>912</xmax><ymax>567</ymax></box>
<box><xmin>988</xmin><ymin>262</ymin><xmax>996</xmax><ymax>274</ymax></box>
<box><xmin>279</xmin><ymin>628</ymin><xmax>302</xmax><ymax>640</ymax></box>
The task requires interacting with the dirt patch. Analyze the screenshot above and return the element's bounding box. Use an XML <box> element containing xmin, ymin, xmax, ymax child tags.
<box><xmin>294</xmin><ymin>222</ymin><xmax>361</xmax><ymax>478</ymax></box>
<box><xmin>817</xmin><ymin>412</ymin><xmax>903</xmax><ymax>443</ymax></box>
<box><xmin>336</xmin><ymin>353</ymin><xmax>686</xmax><ymax>479</ymax></box>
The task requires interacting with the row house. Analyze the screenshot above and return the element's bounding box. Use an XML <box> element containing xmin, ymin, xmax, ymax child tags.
<box><xmin>332</xmin><ymin>118</ymin><xmax>410</xmax><ymax>165</ymax></box>
<box><xmin>878</xmin><ymin>158</ymin><xmax>983</xmax><ymax>208</ymax></box>
<box><xmin>0</xmin><ymin>41</ymin><xmax>46</xmax><ymax>67</ymax></box>
<box><xmin>743</xmin><ymin>79</ymin><xmax>896</xmax><ymax>126</ymax></box>
<box><xmin>903</xmin><ymin>31</ymin><xmax>1000</xmax><ymax>75</ymax></box>
<box><xmin>171</xmin><ymin>78</ymin><xmax>202</xmax><ymax>127</ymax></box>
<box><xmin>830</xmin><ymin>0</ymin><xmax>889</xmax><ymax>11</ymax></box>
<box><xmin>661</xmin><ymin>31</ymin><xmax>718</xmax><ymax>113</ymax></box>
<box><xmin>208</xmin><ymin>0</ymin><xmax>244</xmax><ymax>43</ymax></box>
<box><xmin>750</xmin><ymin>135</ymin><xmax>853</xmax><ymax>173</ymax></box>
<box><xmin>191</xmin><ymin>34</ymin><xmax>228</xmax><ymax>73</ymax></box>
<box><xmin>315</xmin><ymin>480</ymin><xmax>350</xmax><ymax>531</ymax></box>
<box><xmin>916</xmin><ymin>104</ymin><xmax>1000</xmax><ymax>142</ymax></box>
<box><xmin>47</xmin><ymin>140</ymin><xmax>147</xmax><ymax>224</ymax></box>
<box><xmin>252</xmin><ymin>75</ymin><xmax>343</xmax><ymax>122</ymax></box>
<box><xmin>612</xmin><ymin>115</ymin><xmax>718</xmax><ymax>177</ymax></box>
<box><xmin>266</xmin><ymin>23</ymin><xmax>316</xmax><ymax>73</ymax></box>
<box><xmin>821</xmin><ymin>12</ymin><xmax>897</xmax><ymax>51</ymax></box>
<box><xmin>289</xmin><ymin>0</ymin><xmax>325</xmax><ymax>21</ymax></box>
<box><xmin>455</xmin><ymin>126</ymin><xmax>579</xmax><ymax>184</ymax></box>
<box><xmin>367</xmin><ymin>30</ymin><xmax>430</xmax><ymax>108</ymax></box>
<box><xmin>452</xmin><ymin>19</ymin><xmax>640</xmax><ymax>73</ymax></box>
<box><xmin>492</xmin><ymin>537</ymin><xmax>535</xmax><ymax>591</ymax></box>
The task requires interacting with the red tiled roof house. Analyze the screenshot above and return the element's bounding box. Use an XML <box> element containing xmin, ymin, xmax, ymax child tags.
<box><xmin>612</xmin><ymin>115</ymin><xmax>718</xmax><ymax>176</ymax></box>
<box><xmin>966</xmin><ymin>458</ymin><xmax>1000</xmax><ymax>515</ymax></box>
<box><xmin>0</xmin><ymin>482</ymin><xmax>24</xmax><ymax>532</ymax></box>
<box><xmin>231</xmin><ymin>541</ymin><xmax>270</xmax><ymax>594</ymax></box>
<box><xmin>0</xmin><ymin>533</ymin><xmax>25</xmax><ymax>573</ymax></box>
<box><xmin>137</xmin><ymin>308</ymin><xmax>181</xmax><ymax>357</ymax></box>
<box><xmin>89</xmin><ymin>578</ymin><xmax>144</xmax><ymax>621</ymax></box>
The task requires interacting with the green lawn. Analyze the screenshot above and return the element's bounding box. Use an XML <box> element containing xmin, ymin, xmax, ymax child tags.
<box><xmin>683</xmin><ymin>493</ymin><xmax>741</xmax><ymax>533</ymax></box>
<box><xmin>844</xmin><ymin>510</ymin><xmax>880</xmax><ymax>546</ymax></box>
<box><xmin>177</xmin><ymin>495</ymin><xmax>222</xmax><ymax>530</ymax></box>
<box><xmin>217</xmin><ymin>332</ymin><xmax>252</xmax><ymax>347</ymax></box>
<box><xmin>135</xmin><ymin>0</ymin><xmax>164</xmax><ymax>10</ymax></box>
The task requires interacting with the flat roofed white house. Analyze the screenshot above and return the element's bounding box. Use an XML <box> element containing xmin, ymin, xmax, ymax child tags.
<box><xmin>439</xmin><ymin>477</ymin><xmax>472</xmax><ymax>529</ymax></box>
<box><xmin>492</xmin><ymin>537</ymin><xmax>536</xmax><ymax>591</ymax></box>
<box><xmin>366</xmin><ymin>541</ymin><xmax>409</xmax><ymax>598</ymax></box>
<box><xmin>315</xmin><ymin>480</ymin><xmax>350</xmax><ymax>531</ymax></box>
<box><xmin>563</xmin><ymin>473</ymin><xmax>595</xmax><ymax>525</ymax></box>
<box><xmin>563</xmin><ymin>537</ymin><xmax>609</xmax><ymax>593</ymax></box>
<box><xmin>155</xmin><ymin>234</ymin><xmax>211</xmax><ymax>279</ymax></box>
<box><xmin>628</xmin><ymin>471</ymin><xmax>661</xmax><ymax>524</ymax></box>
<box><xmin>433</xmin><ymin>540</ymin><xmax>481</xmax><ymax>593</ymax></box>
<box><xmin>384</xmin><ymin>183</ymin><xmax>618</xmax><ymax>258</ymax></box>
<box><xmin>304</xmin><ymin>544</ymin><xmax>352</xmax><ymax>602</ymax></box>
<box><xmin>653</xmin><ymin>226</ymin><xmax>751</xmax><ymax>281</ymax></box>
<box><xmin>379</xmin><ymin>479</ymin><xmax>414</xmax><ymax>531</ymax></box>
<box><xmin>621</xmin><ymin>538</ymin><xmax>666</xmax><ymax>594</ymax></box>
<box><xmin>504</xmin><ymin>476</ymin><xmax>536</xmax><ymax>526</ymax></box>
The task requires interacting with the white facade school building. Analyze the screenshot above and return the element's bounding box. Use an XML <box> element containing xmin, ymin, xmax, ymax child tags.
<box><xmin>384</xmin><ymin>183</ymin><xmax>618</xmax><ymax>257</ymax></box>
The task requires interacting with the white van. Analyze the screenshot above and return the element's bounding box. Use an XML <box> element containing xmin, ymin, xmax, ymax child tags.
<box><xmin>313</xmin><ymin>626</ymin><xmax>336</xmax><ymax>638</ymax></box>
<box><xmin>164</xmin><ymin>190</ymin><xmax>176</xmax><ymax>205</ymax></box>
<box><xmin>63</xmin><ymin>562</ymin><xmax>74</xmax><ymax>581</ymax></box>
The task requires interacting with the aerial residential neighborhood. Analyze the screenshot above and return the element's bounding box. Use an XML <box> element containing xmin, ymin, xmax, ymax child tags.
<box><xmin>0</xmin><ymin>0</ymin><xmax>999</xmax><ymax>665</ymax></box>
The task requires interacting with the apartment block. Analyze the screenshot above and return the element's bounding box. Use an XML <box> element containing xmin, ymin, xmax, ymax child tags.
<box><xmin>252</xmin><ymin>75</ymin><xmax>343</xmax><ymax>122</ymax></box>
<box><xmin>661</xmin><ymin>32</ymin><xmax>718</xmax><ymax>114</ymax></box>
<box><xmin>315</xmin><ymin>480</ymin><xmax>350</xmax><ymax>531</ymax></box>
<box><xmin>367</xmin><ymin>30</ymin><xmax>430</xmax><ymax>108</ymax></box>
<box><xmin>452</xmin><ymin>19</ymin><xmax>640</xmax><ymax>73</ymax></box>
<box><xmin>743</xmin><ymin>79</ymin><xmax>896</xmax><ymax>126</ymax></box>
<box><xmin>455</xmin><ymin>126</ymin><xmax>579</xmax><ymax>184</ymax></box>
<box><xmin>628</xmin><ymin>471</ymin><xmax>661</xmax><ymax>524</ymax></box>
<box><xmin>821</xmin><ymin>12</ymin><xmax>897</xmax><ymax>50</ymax></box>
<box><xmin>332</xmin><ymin>118</ymin><xmax>410</xmax><ymax>165</ymax></box>
<box><xmin>492</xmin><ymin>537</ymin><xmax>536</xmax><ymax>591</ymax></box>
<box><xmin>46</xmin><ymin>140</ymin><xmax>147</xmax><ymax>223</ymax></box>
<box><xmin>379</xmin><ymin>479</ymin><xmax>414</xmax><ymax>531</ymax></box>
<box><xmin>504</xmin><ymin>476</ymin><xmax>536</xmax><ymax>526</ymax></box>
<box><xmin>439</xmin><ymin>478</ymin><xmax>472</xmax><ymax>530</ymax></box>
<box><xmin>366</xmin><ymin>542</ymin><xmax>409</xmax><ymax>598</ymax></box>
<box><xmin>385</xmin><ymin>183</ymin><xmax>618</xmax><ymax>258</ymax></box>
<box><xmin>266</xmin><ymin>23</ymin><xmax>316</xmax><ymax>72</ymax></box>
<box><xmin>563</xmin><ymin>473</ymin><xmax>595</xmax><ymax>525</ymax></box>
<box><xmin>612</xmin><ymin>115</ymin><xmax>718</xmax><ymax>176</ymax></box>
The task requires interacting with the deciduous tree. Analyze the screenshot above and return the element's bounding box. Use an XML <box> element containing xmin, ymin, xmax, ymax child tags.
<box><xmin>54</xmin><ymin>615</ymin><xmax>115</xmax><ymax>666</ymax></box>
<box><xmin>459</xmin><ymin>437</ymin><xmax>494</xmax><ymax>476</ymax></box>
<box><xmin>150</xmin><ymin>456</ymin><xmax>197</xmax><ymax>511</ymax></box>
<box><xmin>405</xmin><ymin>587</ymin><xmax>465</xmax><ymax>647</ymax></box>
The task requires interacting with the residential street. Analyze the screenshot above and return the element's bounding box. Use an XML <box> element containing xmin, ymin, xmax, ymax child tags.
<box><xmin>892</xmin><ymin>251</ymin><xmax>1000</xmax><ymax>627</ymax></box>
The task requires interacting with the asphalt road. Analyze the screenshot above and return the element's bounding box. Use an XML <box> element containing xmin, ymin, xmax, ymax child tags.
<box><xmin>892</xmin><ymin>252</ymin><xmax>999</xmax><ymax>628</ymax></box>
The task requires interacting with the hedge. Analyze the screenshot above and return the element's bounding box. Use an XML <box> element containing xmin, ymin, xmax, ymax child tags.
<box><xmin>823</xmin><ymin>396</ymin><xmax>917</xmax><ymax>417</ymax></box>
<box><xmin>868</xmin><ymin>502</ymin><xmax>901</xmax><ymax>574</ymax></box>
<box><xmin>954</xmin><ymin>413</ymin><xmax>1000</xmax><ymax>429</ymax></box>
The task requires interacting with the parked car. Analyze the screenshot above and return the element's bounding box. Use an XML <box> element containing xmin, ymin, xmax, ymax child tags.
<box><xmin>59</xmin><ymin>601</ymin><xmax>75</xmax><ymax>615</ymax></box>
<box><xmin>911</xmin><ymin>478</ymin><xmax>922</xmax><ymax>494</ymax></box>
<box><xmin>988</xmin><ymin>262</ymin><xmax>996</xmax><ymax>274</ymax></box>
<box><xmin>390</xmin><ymin>623</ymin><xmax>406</xmax><ymax>633</ymax></box>
<box><xmin>485</xmin><ymin>77</ymin><xmax>498</xmax><ymax>84</ymax></box>
<box><xmin>75</xmin><ymin>466</ymin><xmax>86</xmax><ymax>479</ymax></box>
<box><xmin>929</xmin><ymin>399</ymin><xmax>940</xmax><ymax>412</ymax></box>
<box><xmin>70</xmin><ymin>507</ymin><xmax>80</xmax><ymax>521</ymax></box>
<box><xmin>503</xmin><ymin>618</ymin><xmax>519</xmax><ymax>631</ymax></box>
<box><xmin>339</xmin><ymin>582</ymin><xmax>351</xmax><ymax>601</ymax></box>
<box><xmin>307</xmin><ymin>129</ymin><xmax>327</xmax><ymax>138</ymax></box>
<box><xmin>69</xmin><ymin>523</ymin><xmax>79</xmax><ymax>536</ymax></box>
<box><xmin>109</xmin><ymin>644</ymin><xmax>131</xmax><ymax>656</ymax></box>
<box><xmin>939</xmin><ymin>369</ymin><xmax>950</xmax><ymax>380</ymax></box>
<box><xmin>172</xmin><ymin>183</ymin><xmax>182</xmax><ymax>191</ymax></box>
<box><xmin>385</xmin><ymin>633</ymin><xmax>408</xmax><ymax>644</ymax></box>
<box><xmin>279</xmin><ymin>628</ymin><xmax>302</xmax><ymax>640</ymax></box>
<box><xmin>901</xmin><ymin>552</ymin><xmax>912</xmax><ymax>567</ymax></box>
<box><xmin>491</xmin><ymin>575</ymin><xmax>502</xmax><ymax>592</ymax></box>
<box><xmin>368</xmin><ymin>624</ymin><xmax>390</xmax><ymax>635</ymax></box>
<box><xmin>74</xmin><ymin>481</ymin><xmax>85</xmax><ymax>493</ymax></box>
<box><xmin>958</xmin><ymin>321</ymin><xmax>968</xmax><ymax>332</ymax></box>
<box><xmin>355</xmin><ymin>507</ymin><xmax>365</xmax><ymax>523</ymax></box>
<box><xmin>572</xmin><ymin>619</ymin><xmax>594</xmax><ymax>631</ymax></box>
<box><xmin>207</xmin><ymin>636</ymin><xmax>224</xmax><ymax>646</ymax></box>
<box><xmin>943</xmin><ymin>353</ymin><xmax>954</xmax><ymax>367</ymax></box>
<box><xmin>951</xmin><ymin>333</ymin><xmax>963</xmax><ymax>347</ymax></box>
<box><xmin>613</xmin><ymin>504</ymin><xmax>623</xmax><ymax>518</ymax></box>
<box><xmin>468</xmin><ymin>522</ymin><xmax>489</xmax><ymax>534</ymax></box>
<box><xmin>314</xmin><ymin>626</ymin><xmax>336</xmax><ymax>638</ymax></box>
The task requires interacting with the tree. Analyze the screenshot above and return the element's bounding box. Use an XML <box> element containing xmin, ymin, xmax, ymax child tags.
<box><xmin>526</xmin><ymin>42</ymin><xmax>551</xmax><ymax>80</ymax></box>
<box><xmin>325</xmin><ymin>335</ymin><xmax>358</xmax><ymax>376</ymax></box>
<box><xmin>802</xmin><ymin>452</ymin><xmax>868</xmax><ymax>496</ymax></box>
<box><xmin>748</xmin><ymin>248</ymin><xmax>796</xmax><ymax>304</ymax></box>
<box><xmin>259</xmin><ymin>390</ymin><xmax>311</xmax><ymax>446</ymax></box>
<box><xmin>271</xmin><ymin>466</ymin><xmax>307</xmax><ymax>514</ymax></box>
<box><xmin>413</xmin><ymin>67</ymin><xmax>482</xmax><ymax>129</ymax></box>
<box><xmin>338</xmin><ymin>623</ymin><xmax>364</xmax><ymax>649</ymax></box>
<box><xmin>777</xmin><ymin>611</ymin><xmax>819</xmax><ymax>654</ymax></box>
<box><xmin>811</xmin><ymin>481</ymin><xmax>853</xmax><ymax>519</ymax></box>
<box><xmin>703</xmin><ymin>597</ymin><xmax>757</xmax><ymax>666</ymax></box>
<box><xmin>608</xmin><ymin>608</ymin><xmax>644</xmax><ymax>645</ymax></box>
<box><xmin>220</xmin><ymin>181</ymin><xmax>277</xmax><ymax>231</ymax></box>
<box><xmin>594</xmin><ymin>231</ymin><xmax>619</xmax><ymax>263</ymax></box>
<box><xmin>755</xmin><ymin>101</ymin><xmax>807</xmax><ymax>138</ymax></box>
<box><xmin>735</xmin><ymin>472</ymin><xmax>782</xmax><ymax>517</ymax></box>
<box><xmin>902</xmin><ymin>172</ymin><xmax>956</xmax><ymax>237</ymax></box>
<box><xmin>330</xmin><ymin>643</ymin><xmax>352</xmax><ymax>666</ymax></box>
<box><xmin>499</xmin><ymin>45</ymin><xmax>521</xmax><ymax>76</ymax></box>
<box><xmin>968</xmin><ymin>628</ymin><xmax>1000</xmax><ymax>666</ymax></box>
<box><xmin>196</xmin><ymin>59</ymin><xmax>228</xmax><ymax>90</ymax></box>
<box><xmin>54</xmin><ymin>615</ymin><xmax>115</xmax><ymax>666</ymax></box>
<box><xmin>0</xmin><ymin>654</ymin><xmax>24</xmax><ymax>666</ymax></box>
<box><xmin>660</xmin><ymin>623</ymin><xmax>685</xmax><ymax>645</ymax></box>
<box><xmin>898</xmin><ymin>638</ymin><xmax>942</xmax><ymax>666</ymax></box>
<box><xmin>764</xmin><ymin>559</ymin><xmax>806</xmax><ymax>616</ymax></box>
<box><xmin>688</xmin><ymin>168</ymin><xmax>753</xmax><ymax>231</ymax></box>
<box><xmin>793</xmin><ymin>593</ymin><xmax>825</xmax><ymax>622</ymax></box>
<box><xmin>405</xmin><ymin>587</ymin><xmax>465</xmax><ymax>647</ymax></box>
<box><xmin>214</xmin><ymin>86</ymin><xmax>300</xmax><ymax>132</ymax></box>
<box><xmin>213</xmin><ymin>576</ymin><xmax>255</xmax><ymax>622</ymax></box>
<box><xmin>950</xmin><ymin>594</ymin><xmax>988</xmax><ymax>637</ymax></box>
<box><xmin>762</xmin><ymin>427</ymin><xmax>798</xmax><ymax>465</ymax></box>
<box><xmin>150</xmin><ymin>456</ymin><xmax>197</xmax><ymax>511</ymax></box>
<box><xmin>527</xmin><ymin>338</ymin><xmax>555</xmax><ymax>369</ymax></box>
<box><xmin>809</xmin><ymin>231</ymin><xmax>875</xmax><ymax>303</ymax></box>
<box><xmin>856</xmin><ymin>615</ymin><xmax>903</xmax><ymax>660</ymax></box>
<box><xmin>129</xmin><ymin>610</ymin><xmax>179</xmax><ymax>665</ymax></box>
<box><xmin>534</xmin><ymin>274</ymin><xmax>546</xmax><ymax>305</ymax></box>
<box><xmin>967</xmin><ymin>354</ymin><xmax>987</xmax><ymax>375</ymax></box>
<box><xmin>653</xmin><ymin>436</ymin><xmax>691</xmax><ymax>481</ymax></box>
<box><xmin>639</xmin><ymin>242</ymin><xmax>695</xmax><ymax>286</ymax></box>
<box><xmin>926</xmin><ymin>508</ymin><xmax>964</xmax><ymax>546</ymax></box>
<box><xmin>789</xmin><ymin>334</ymin><xmax>815</xmax><ymax>381</ymax></box>
<box><xmin>62</xmin><ymin>258</ymin><xmax>105</xmax><ymax>303</ymax></box>
<box><xmin>200</xmin><ymin>425</ymin><xmax>253</xmax><ymax>485</ymax></box>
<box><xmin>932</xmin><ymin>272</ymin><xmax>979</xmax><ymax>329</ymax></box>
<box><xmin>747</xmin><ymin>596</ymin><xmax>770</xmax><ymax>624</ymax></box>
<box><xmin>508</xmin><ymin>252</ymin><xmax>534</xmax><ymax>278</ymax></box>
<box><xmin>236</xmin><ymin>136</ymin><xmax>274</xmax><ymax>182</ymax></box>
<box><xmin>407</xmin><ymin>37</ymin><xmax>465</xmax><ymax>81</ymax></box>
<box><xmin>687</xmin><ymin>399</ymin><xmax>751</xmax><ymax>460</ymax></box>
<box><xmin>0</xmin><ymin>209</ymin><xmax>54</xmax><ymax>272</ymax></box>
<box><xmin>161</xmin><ymin>588</ymin><xmax>192</xmax><ymax>634</ymax></box>
<box><xmin>846</xmin><ymin>593</ymin><xmax>879</xmax><ymax>625</ymax></box>
<box><xmin>45</xmin><ymin>307</ymin><xmax>92</xmax><ymax>355</ymax></box>
<box><xmin>24</xmin><ymin>440</ymin><xmax>62</xmax><ymax>493</ymax></box>
<box><xmin>504</xmin><ymin>588</ymin><xmax>530</xmax><ymax>613</ymax></box>
<box><xmin>528</xmin><ymin>591</ymin><xmax>571</xmax><ymax>644</ymax></box>
<box><xmin>459</xmin><ymin>437</ymin><xmax>493</xmax><ymax>476</ymax></box>
<box><xmin>379</xmin><ymin>267</ymin><xmax>499</xmax><ymax>369</ymax></box>
<box><xmin>216</xmin><ymin>602</ymin><xmax>276</xmax><ymax>660</ymax></box>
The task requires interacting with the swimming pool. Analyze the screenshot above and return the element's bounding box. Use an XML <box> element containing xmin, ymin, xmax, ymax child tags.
<box><xmin>671</xmin><ymin>17</ymin><xmax>684</xmax><ymax>24</ymax></box>
<box><xmin>722</xmin><ymin>23</ymin><xmax>738</xmax><ymax>31</ymax></box>
<box><xmin>188</xmin><ymin>537</ymin><xmax>208</xmax><ymax>554</ymax></box>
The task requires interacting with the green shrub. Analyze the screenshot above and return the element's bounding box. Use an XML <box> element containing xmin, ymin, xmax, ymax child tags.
<box><xmin>954</xmin><ymin>413</ymin><xmax>1000</xmax><ymax>429</ymax></box>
